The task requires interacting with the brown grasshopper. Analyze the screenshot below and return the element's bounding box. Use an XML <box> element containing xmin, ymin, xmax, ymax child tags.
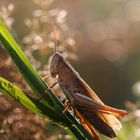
<box><xmin>40</xmin><ymin>26</ymin><xmax>127</xmax><ymax>140</ymax></box>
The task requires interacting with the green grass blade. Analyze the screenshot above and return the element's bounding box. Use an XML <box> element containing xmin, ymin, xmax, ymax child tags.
<box><xmin>0</xmin><ymin>76</ymin><xmax>50</xmax><ymax>119</ymax></box>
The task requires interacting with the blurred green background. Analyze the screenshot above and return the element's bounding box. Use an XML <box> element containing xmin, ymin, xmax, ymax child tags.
<box><xmin>0</xmin><ymin>0</ymin><xmax>140</xmax><ymax>140</ymax></box>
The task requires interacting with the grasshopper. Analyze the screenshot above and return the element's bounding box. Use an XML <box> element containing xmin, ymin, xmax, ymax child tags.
<box><xmin>40</xmin><ymin>25</ymin><xmax>127</xmax><ymax>140</ymax></box>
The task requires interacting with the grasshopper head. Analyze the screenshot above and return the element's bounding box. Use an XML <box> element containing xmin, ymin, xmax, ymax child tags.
<box><xmin>50</xmin><ymin>52</ymin><xmax>64</xmax><ymax>77</ymax></box>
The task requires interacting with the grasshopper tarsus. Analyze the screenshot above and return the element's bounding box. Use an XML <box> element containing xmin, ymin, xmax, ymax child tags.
<box><xmin>63</xmin><ymin>105</ymin><xmax>70</xmax><ymax>114</ymax></box>
<box><xmin>63</xmin><ymin>100</ymin><xmax>71</xmax><ymax>114</ymax></box>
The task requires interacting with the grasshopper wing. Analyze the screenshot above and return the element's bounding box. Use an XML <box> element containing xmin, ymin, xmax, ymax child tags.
<box><xmin>74</xmin><ymin>93</ymin><xmax>127</xmax><ymax>118</ymax></box>
<box><xmin>80</xmin><ymin>79</ymin><xmax>124</xmax><ymax>130</ymax></box>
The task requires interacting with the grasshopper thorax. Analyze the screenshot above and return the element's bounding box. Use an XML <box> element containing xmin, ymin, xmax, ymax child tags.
<box><xmin>50</xmin><ymin>52</ymin><xmax>64</xmax><ymax>77</ymax></box>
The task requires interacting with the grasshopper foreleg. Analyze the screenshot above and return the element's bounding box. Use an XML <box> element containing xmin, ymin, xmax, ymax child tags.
<box><xmin>42</xmin><ymin>75</ymin><xmax>52</xmax><ymax>81</ymax></box>
<box><xmin>38</xmin><ymin>81</ymin><xmax>58</xmax><ymax>101</ymax></box>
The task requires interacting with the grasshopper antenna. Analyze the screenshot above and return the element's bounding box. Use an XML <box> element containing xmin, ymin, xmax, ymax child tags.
<box><xmin>52</xmin><ymin>23</ymin><xmax>57</xmax><ymax>54</ymax></box>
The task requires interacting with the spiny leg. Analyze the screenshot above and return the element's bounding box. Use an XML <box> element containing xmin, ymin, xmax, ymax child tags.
<box><xmin>84</xmin><ymin>118</ymin><xmax>100</xmax><ymax>140</ymax></box>
<box><xmin>74</xmin><ymin>109</ymin><xmax>100</xmax><ymax>140</ymax></box>
<box><xmin>38</xmin><ymin>81</ymin><xmax>58</xmax><ymax>101</ymax></box>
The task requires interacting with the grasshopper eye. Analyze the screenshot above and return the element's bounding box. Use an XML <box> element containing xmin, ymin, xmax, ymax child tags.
<box><xmin>50</xmin><ymin>63</ymin><xmax>57</xmax><ymax>77</ymax></box>
<box><xmin>50</xmin><ymin>69</ymin><xmax>57</xmax><ymax>77</ymax></box>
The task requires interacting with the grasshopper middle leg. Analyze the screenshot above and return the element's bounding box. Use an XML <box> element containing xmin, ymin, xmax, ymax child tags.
<box><xmin>63</xmin><ymin>100</ymin><xmax>71</xmax><ymax>113</ymax></box>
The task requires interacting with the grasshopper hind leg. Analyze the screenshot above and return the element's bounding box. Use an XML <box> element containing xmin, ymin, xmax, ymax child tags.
<box><xmin>74</xmin><ymin>109</ymin><xmax>100</xmax><ymax>140</ymax></box>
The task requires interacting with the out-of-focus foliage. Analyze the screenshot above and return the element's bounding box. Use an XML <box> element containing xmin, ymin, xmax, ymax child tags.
<box><xmin>0</xmin><ymin>95</ymin><xmax>48</xmax><ymax>140</ymax></box>
<box><xmin>66</xmin><ymin>0</ymin><xmax>140</xmax><ymax>62</ymax></box>
<box><xmin>102</xmin><ymin>97</ymin><xmax>140</xmax><ymax>140</ymax></box>
<box><xmin>0</xmin><ymin>3</ymin><xmax>14</xmax><ymax>28</ymax></box>
<box><xmin>118</xmin><ymin>104</ymin><xmax>140</xmax><ymax>140</ymax></box>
